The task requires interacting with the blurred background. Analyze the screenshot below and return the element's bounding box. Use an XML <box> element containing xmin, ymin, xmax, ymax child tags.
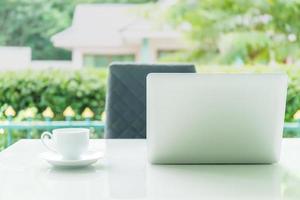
<box><xmin>1</xmin><ymin>0</ymin><xmax>300</xmax><ymax>149</ymax></box>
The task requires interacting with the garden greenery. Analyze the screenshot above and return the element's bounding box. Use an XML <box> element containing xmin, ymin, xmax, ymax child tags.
<box><xmin>0</xmin><ymin>69</ymin><xmax>107</xmax><ymax>121</ymax></box>
<box><xmin>166</xmin><ymin>0</ymin><xmax>300</xmax><ymax>65</ymax></box>
<box><xmin>0</xmin><ymin>65</ymin><xmax>299</xmax><ymax>122</ymax></box>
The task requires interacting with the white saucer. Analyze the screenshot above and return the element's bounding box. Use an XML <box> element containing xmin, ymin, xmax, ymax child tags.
<box><xmin>40</xmin><ymin>151</ymin><xmax>104</xmax><ymax>168</ymax></box>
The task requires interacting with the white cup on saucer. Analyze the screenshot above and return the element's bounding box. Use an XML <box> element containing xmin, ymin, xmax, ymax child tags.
<box><xmin>41</xmin><ymin>128</ymin><xmax>90</xmax><ymax>160</ymax></box>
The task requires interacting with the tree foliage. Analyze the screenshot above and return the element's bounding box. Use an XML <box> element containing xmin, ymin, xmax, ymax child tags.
<box><xmin>167</xmin><ymin>0</ymin><xmax>300</xmax><ymax>64</ymax></box>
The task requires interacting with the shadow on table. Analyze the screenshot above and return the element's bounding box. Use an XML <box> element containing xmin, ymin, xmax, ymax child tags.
<box><xmin>146</xmin><ymin>164</ymin><xmax>283</xmax><ymax>200</ymax></box>
<box><xmin>36</xmin><ymin>165</ymin><xmax>107</xmax><ymax>200</ymax></box>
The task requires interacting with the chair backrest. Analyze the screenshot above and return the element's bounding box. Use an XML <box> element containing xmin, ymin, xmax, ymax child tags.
<box><xmin>105</xmin><ymin>63</ymin><xmax>196</xmax><ymax>138</ymax></box>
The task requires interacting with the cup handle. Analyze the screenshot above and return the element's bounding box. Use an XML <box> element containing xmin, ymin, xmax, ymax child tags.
<box><xmin>41</xmin><ymin>132</ymin><xmax>57</xmax><ymax>153</ymax></box>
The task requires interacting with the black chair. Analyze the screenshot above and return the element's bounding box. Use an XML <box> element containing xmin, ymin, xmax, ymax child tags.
<box><xmin>105</xmin><ymin>63</ymin><xmax>196</xmax><ymax>138</ymax></box>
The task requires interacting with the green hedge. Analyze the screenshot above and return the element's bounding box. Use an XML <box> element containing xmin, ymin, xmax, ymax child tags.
<box><xmin>0</xmin><ymin>69</ymin><xmax>107</xmax><ymax>120</ymax></box>
<box><xmin>0</xmin><ymin>65</ymin><xmax>299</xmax><ymax>122</ymax></box>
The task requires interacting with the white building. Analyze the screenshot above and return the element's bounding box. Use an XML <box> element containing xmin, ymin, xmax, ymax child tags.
<box><xmin>0</xmin><ymin>47</ymin><xmax>31</xmax><ymax>70</ymax></box>
<box><xmin>0</xmin><ymin>47</ymin><xmax>75</xmax><ymax>70</ymax></box>
<box><xmin>51</xmin><ymin>4</ymin><xmax>186</xmax><ymax>68</ymax></box>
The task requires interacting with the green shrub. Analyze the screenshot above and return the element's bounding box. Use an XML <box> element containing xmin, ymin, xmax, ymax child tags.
<box><xmin>0</xmin><ymin>69</ymin><xmax>107</xmax><ymax>120</ymax></box>
<box><xmin>0</xmin><ymin>65</ymin><xmax>299</xmax><ymax>122</ymax></box>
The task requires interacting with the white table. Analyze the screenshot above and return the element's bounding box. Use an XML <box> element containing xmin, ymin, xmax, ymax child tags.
<box><xmin>0</xmin><ymin>139</ymin><xmax>300</xmax><ymax>200</ymax></box>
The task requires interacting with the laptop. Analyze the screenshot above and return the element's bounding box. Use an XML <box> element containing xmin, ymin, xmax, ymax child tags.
<box><xmin>146</xmin><ymin>73</ymin><xmax>288</xmax><ymax>164</ymax></box>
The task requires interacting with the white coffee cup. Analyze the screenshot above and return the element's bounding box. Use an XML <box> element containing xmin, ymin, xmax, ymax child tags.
<box><xmin>41</xmin><ymin>128</ymin><xmax>90</xmax><ymax>160</ymax></box>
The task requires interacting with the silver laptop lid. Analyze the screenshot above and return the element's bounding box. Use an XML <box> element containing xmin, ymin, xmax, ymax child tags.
<box><xmin>147</xmin><ymin>73</ymin><xmax>288</xmax><ymax>164</ymax></box>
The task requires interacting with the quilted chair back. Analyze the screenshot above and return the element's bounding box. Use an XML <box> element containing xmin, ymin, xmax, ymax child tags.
<box><xmin>105</xmin><ymin>63</ymin><xmax>196</xmax><ymax>138</ymax></box>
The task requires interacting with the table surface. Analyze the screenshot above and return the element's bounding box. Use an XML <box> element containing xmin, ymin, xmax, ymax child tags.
<box><xmin>0</xmin><ymin>139</ymin><xmax>300</xmax><ymax>200</ymax></box>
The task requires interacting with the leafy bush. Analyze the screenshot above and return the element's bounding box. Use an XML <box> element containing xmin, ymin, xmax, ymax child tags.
<box><xmin>0</xmin><ymin>65</ymin><xmax>299</xmax><ymax>122</ymax></box>
<box><xmin>0</xmin><ymin>69</ymin><xmax>107</xmax><ymax>120</ymax></box>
